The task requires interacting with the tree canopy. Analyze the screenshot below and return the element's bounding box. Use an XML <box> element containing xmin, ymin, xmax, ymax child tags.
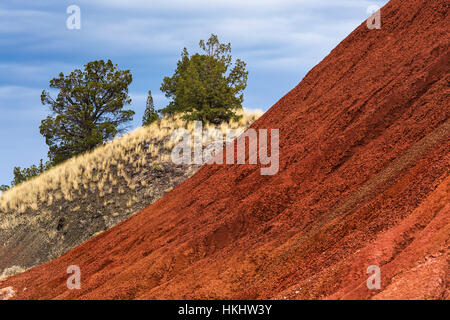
<box><xmin>142</xmin><ymin>90</ymin><xmax>159</xmax><ymax>126</ymax></box>
<box><xmin>160</xmin><ymin>34</ymin><xmax>248</xmax><ymax>124</ymax></box>
<box><xmin>40</xmin><ymin>60</ymin><xmax>134</xmax><ymax>164</ymax></box>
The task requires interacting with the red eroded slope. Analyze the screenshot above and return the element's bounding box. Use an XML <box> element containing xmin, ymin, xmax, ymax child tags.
<box><xmin>2</xmin><ymin>0</ymin><xmax>449</xmax><ymax>300</ymax></box>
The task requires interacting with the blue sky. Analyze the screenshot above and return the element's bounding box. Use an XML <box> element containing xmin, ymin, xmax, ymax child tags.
<box><xmin>0</xmin><ymin>0</ymin><xmax>388</xmax><ymax>185</ymax></box>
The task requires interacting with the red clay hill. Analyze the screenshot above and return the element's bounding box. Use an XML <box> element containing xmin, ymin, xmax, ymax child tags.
<box><xmin>2</xmin><ymin>0</ymin><xmax>449</xmax><ymax>299</ymax></box>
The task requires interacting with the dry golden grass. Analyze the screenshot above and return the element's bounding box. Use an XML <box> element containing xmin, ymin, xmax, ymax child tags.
<box><xmin>0</xmin><ymin>111</ymin><xmax>261</xmax><ymax>215</ymax></box>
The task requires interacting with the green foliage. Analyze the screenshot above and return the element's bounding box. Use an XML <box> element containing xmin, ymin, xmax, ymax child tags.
<box><xmin>11</xmin><ymin>159</ymin><xmax>52</xmax><ymax>186</ymax></box>
<box><xmin>142</xmin><ymin>90</ymin><xmax>159</xmax><ymax>126</ymax></box>
<box><xmin>40</xmin><ymin>59</ymin><xmax>135</xmax><ymax>165</ymax></box>
<box><xmin>160</xmin><ymin>34</ymin><xmax>248</xmax><ymax>124</ymax></box>
<box><xmin>0</xmin><ymin>185</ymin><xmax>9</xmax><ymax>192</ymax></box>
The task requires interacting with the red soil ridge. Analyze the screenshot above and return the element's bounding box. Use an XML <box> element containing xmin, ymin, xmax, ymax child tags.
<box><xmin>2</xmin><ymin>0</ymin><xmax>449</xmax><ymax>299</ymax></box>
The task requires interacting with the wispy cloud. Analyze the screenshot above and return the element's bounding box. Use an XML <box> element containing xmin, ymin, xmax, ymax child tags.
<box><xmin>0</xmin><ymin>0</ymin><xmax>389</xmax><ymax>183</ymax></box>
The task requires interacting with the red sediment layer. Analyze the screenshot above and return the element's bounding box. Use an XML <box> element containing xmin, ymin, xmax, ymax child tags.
<box><xmin>2</xmin><ymin>0</ymin><xmax>449</xmax><ymax>299</ymax></box>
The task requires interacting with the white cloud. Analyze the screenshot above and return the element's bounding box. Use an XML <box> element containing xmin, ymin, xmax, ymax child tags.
<box><xmin>0</xmin><ymin>62</ymin><xmax>76</xmax><ymax>86</ymax></box>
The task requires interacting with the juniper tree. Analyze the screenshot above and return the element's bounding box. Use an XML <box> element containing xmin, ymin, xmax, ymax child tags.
<box><xmin>160</xmin><ymin>34</ymin><xmax>248</xmax><ymax>124</ymax></box>
<box><xmin>142</xmin><ymin>90</ymin><xmax>159</xmax><ymax>126</ymax></box>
